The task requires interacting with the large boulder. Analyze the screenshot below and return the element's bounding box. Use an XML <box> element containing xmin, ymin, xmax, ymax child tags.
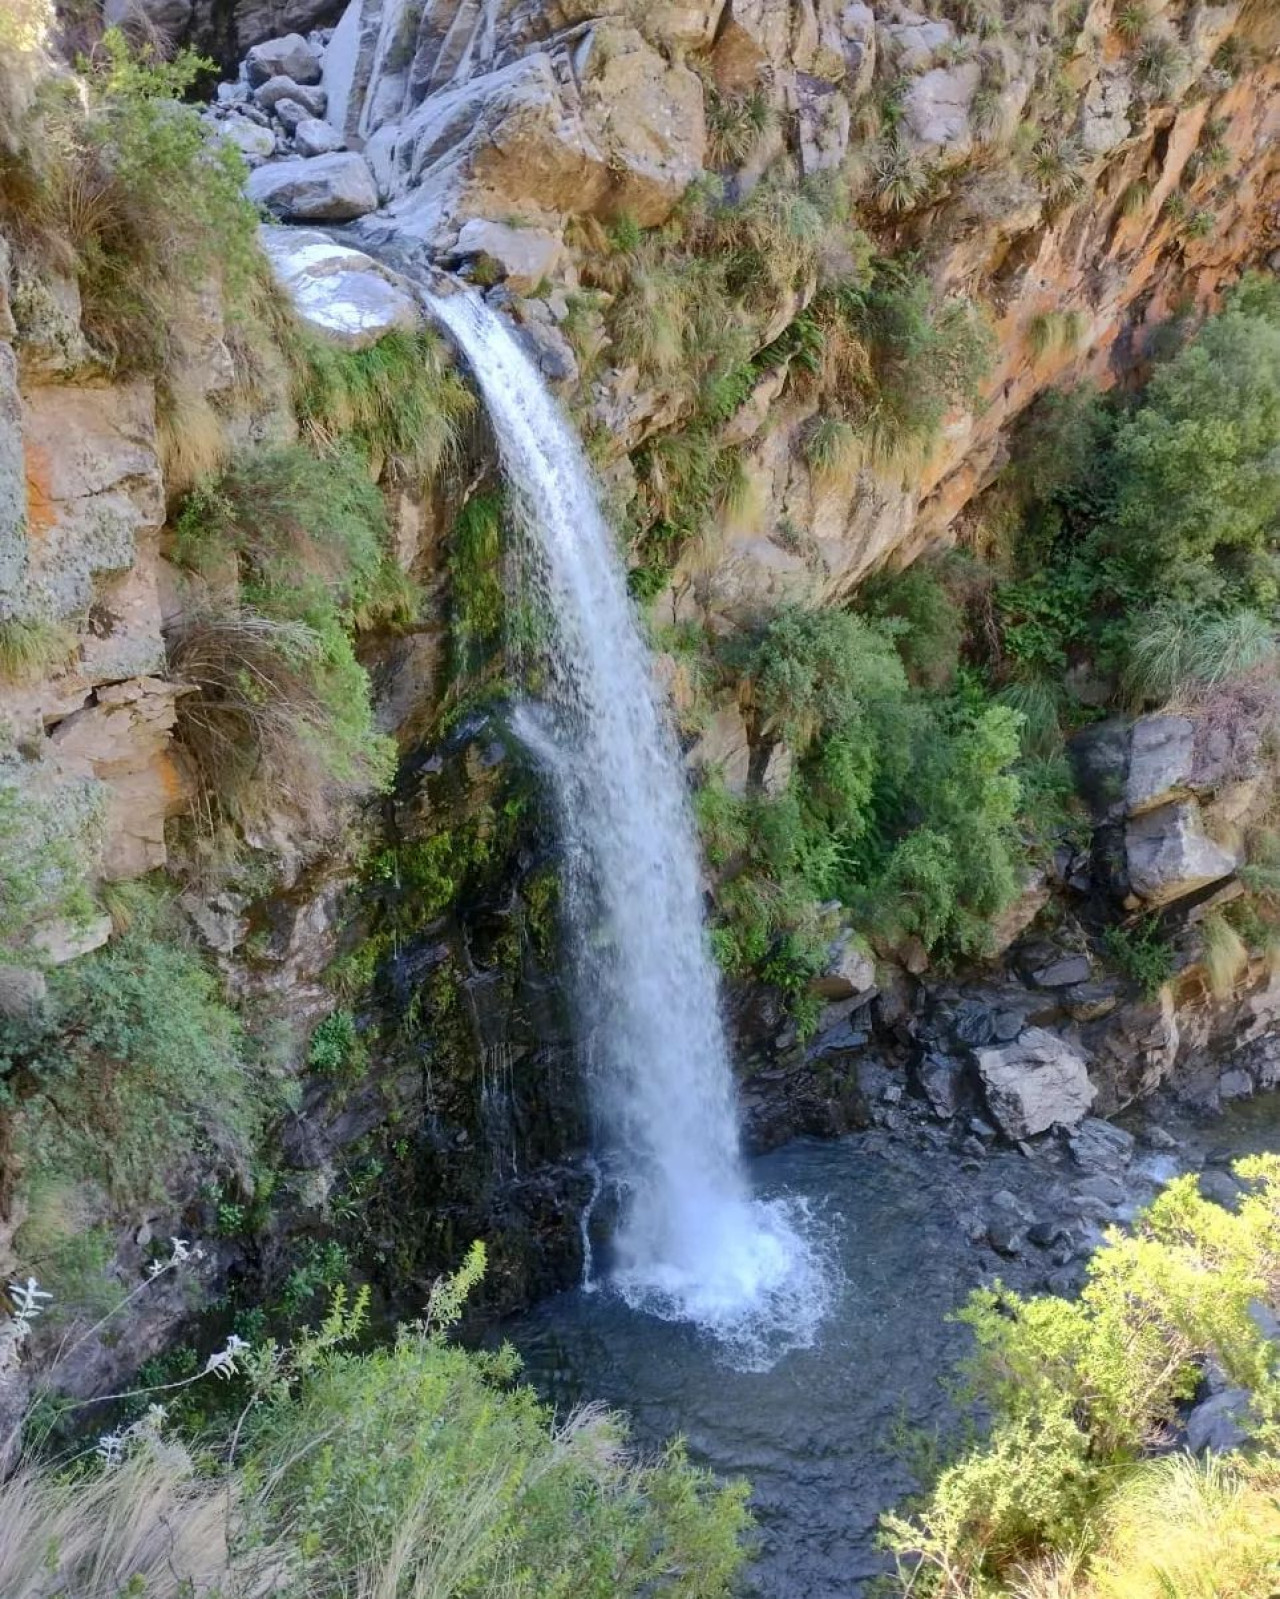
<box><xmin>258</xmin><ymin>225</ymin><xmax>420</xmax><ymax>348</ymax></box>
<box><xmin>974</xmin><ymin>1027</ymin><xmax>1096</xmax><ymax>1140</ymax></box>
<box><xmin>1126</xmin><ymin>800</ymin><xmax>1239</xmax><ymax>906</ymax></box>
<box><xmin>254</xmin><ymin>75</ymin><xmax>329</xmax><ymax>116</ymax></box>
<box><xmin>901</xmin><ymin>63</ymin><xmax>980</xmax><ymax>165</ymax></box>
<box><xmin>452</xmin><ymin>218</ymin><xmax>563</xmax><ymax>294</ymax></box>
<box><xmin>245</xmin><ymin>31</ymin><xmax>324</xmax><ymax>87</ymax></box>
<box><xmin>1125</xmin><ymin>715</ymin><xmax>1195</xmax><ymax>815</ymax></box>
<box><xmin>246</xmin><ymin>151</ymin><xmax>379</xmax><ymax>220</ymax></box>
<box><xmin>358</xmin><ymin>25</ymin><xmax>704</xmax><ymax>247</ymax></box>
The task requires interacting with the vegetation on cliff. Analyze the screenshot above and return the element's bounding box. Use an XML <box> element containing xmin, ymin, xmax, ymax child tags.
<box><xmin>882</xmin><ymin>1155</ymin><xmax>1280</xmax><ymax>1598</ymax></box>
<box><xmin>0</xmin><ymin>1248</ymin><xmax>750</xmax><ymax>1598</ymax></box>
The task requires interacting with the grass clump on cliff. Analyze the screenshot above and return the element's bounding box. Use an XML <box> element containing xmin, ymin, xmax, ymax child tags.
<box><xmin>0</xmin><ymin>27</ymin><xmax>259</xmax><ymax>374</ymax></box>
<box><xmin>170</xmin><ymin>446</ymin><xmax>399</xmax><ymax>831</ymax></box>
<box><xmin>881</xmin><ymin>1156</ymin><xmax>1280</xmax><ymax>1598</ymax></box>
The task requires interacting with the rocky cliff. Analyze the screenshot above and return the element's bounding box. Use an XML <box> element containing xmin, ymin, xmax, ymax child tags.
<box><xmin>2</xmin><ymin>0</ymin><xmax>1280</xmax><ymax>1412</ymax></box>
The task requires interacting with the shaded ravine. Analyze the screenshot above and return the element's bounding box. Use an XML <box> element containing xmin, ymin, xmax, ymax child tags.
<box><xmin>428</xmin><ymin>289</ymin><xmax>826</xmax><ymax>1363</ymax></box>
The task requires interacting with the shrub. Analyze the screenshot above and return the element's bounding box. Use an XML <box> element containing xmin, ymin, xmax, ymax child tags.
<box><xmin>859</xmin><ymin>562</ymin><xmax>965</xmax><ymax>690</ymax></box>
<box><xmin>307</xmin><ymin>1008</ymin><xmax>364</xmax><ymax>1078</ymax></box>
<box><xmin>1</xmin><ymin>31</ymin><xmax>259</xmax><ymax>374</ymax></box>
<box><xmin>2</xmin><ymin>909</ymin><xmax>260</xmax><ymax>1205</ymax></box>
<box><xmin>1103</xmin><ymin>916</ymin><xmax>1174</xmax><ymax>997</ymax></box>
<box><xmin>882</xmin><ymin>1156</ymin><xmax>1280</xmax><ymax>1596</ymax></box>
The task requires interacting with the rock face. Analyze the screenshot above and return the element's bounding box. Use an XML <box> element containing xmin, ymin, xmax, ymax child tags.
<box><xmin>1126</xmin><ymin>802</ymin><xmax>1240</xmax><ymax>907</ymax></box>
<box><xmin>258</xmin><ymin>225</ymin><xmax>421</xmax><ymax>347</ymax></box>
<box><xmin>974</xmin><ymin>1028</ymin><xmax>1097</xmax><ymax>1140</ymax></box>
<box><xmin>246</xmin><ymin>151</ymin><xmax>379</xmax><ymax>220</ymax></box>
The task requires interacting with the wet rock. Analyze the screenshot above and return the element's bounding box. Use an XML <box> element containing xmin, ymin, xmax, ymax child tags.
<box><xmin>245</xmin><ymin>31</ymin><xmax>323</xmax><ymax>87</ymax></box>
<box><xmin>1070</xmin><ymin>720</ymin><xmax>1131</xmax><ymax>822</ymax></box>
<box><xmin>914</xmin><ymin>1051</ymin><xmax>968</xmax><ymax>1119</ymax></box>
<box><xmin>1074</xmin><ymin>1173</ymin><xmax>1125</xmax><ymax>1208</ymax></box>
<box><xmin>1185</xmin><ymin>1389</ymin><xmax>1252</xmax><ymax>1454</ymax></box>
<box><xmin>259</xmin><ymin>226</ymin><xmax>420</xmax><ymax>349</ymax></box>
<box><xmin>975</xmin><ymin>1028</ymin><xmax>1096</xmax><ymax>1140</ymax></box>
<box><xmin>1028</xmin><ymin>1219</ymin><xmax>1072</xmax><ymax>1250</ymax></box>
<box><xmin>987</xmin><ymin>1217</ymin><xmax>1023</xmax><ymax>1257</ymax></box>
<box><xmin>1140</xmin><ymin>1124</ymin><xmax>1178</xmax><ymax>1151</ymax></box>
<box><xmin>1125</xmin><ymin>800</ymin><xmax>1239</xmax><ymax>906</ymax></box>
<box><xmin>247</xmin><ymin>151</ymin><xmax>379</xmax><ymax>220</ymax></box>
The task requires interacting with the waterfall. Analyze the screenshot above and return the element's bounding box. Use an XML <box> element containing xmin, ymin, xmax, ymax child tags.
<box><xmin>430</xmin><ymin>290</ymin><xmax>827</xmax><ymax>1364</ymax></box>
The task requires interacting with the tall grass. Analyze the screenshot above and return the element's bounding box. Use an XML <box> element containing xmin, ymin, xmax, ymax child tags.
<box><xmin>1122</xmin><ymin>606</ymin><xmax>1277</xmax><ymax>706</ymax></box>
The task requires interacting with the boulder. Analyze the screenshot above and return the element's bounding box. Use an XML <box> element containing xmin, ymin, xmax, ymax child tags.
<box><xmin>1185</xmin><ymin>1389</ymin><xmax>1252</xmax><ymax>1454</ymax></box>
<box><xmin>214</xmin><ymin>115</ymin><xmax>277</xmax><ymax>162</ymax></box>
<box><xmin>901</xmin><ymin>63</ymin><xmax>980</xmax><ymax>165</ymax></box>
<box><xmin>258</xmin><ymin>225</ymin><xmax>420</xmax><ymax>349</ymax></box>
<box><xmin>1125</xmin><ymin>715</ymin><xmax>1194</xmax><ymax>815</ymax></box>
<box><xmin>453</xmin><ymin>219</ymin><xmax>562</xmax><ymax>294</ymax></box>
<box><xmin>245</xmin><ymin>32</ymin><xmax>323</xmax><ymax>87</ymax></box>
<box><xmin>811</xmin><ymin>929</ymin><xmax>875</xmax><ymax>1002</ymax></box>
<box><xmin>880</xmin><ymin>13</ymin><xmax>955</xmax><ymax>73</ymax></box>
<box><xmin>359</xmin><ymin>29</ymin><xmax>703</xmax><ymax>247</ymax></box>
<box><xmin>510</xmin><ymin>298</ymin><xmax>578</xmax><ymax>383</ymax></box>
<box><xmin>0</xmin><ymin>965</ymin><xmax>47</xmax><ymax>1019</ymax></box>
<box><xmin>1068</xmin><ymin>1117</ymin><xmax>1135</xmax><ymax>1173</ymax></box>
<box><xmin>254</xmin><ymin>75</ymin><xmax>328</xmax><ymax>115</ymax></box>
<box><xmin>272</xmin><ymin>97</ymin><xmax>315</xmax><ymax>133</ymax></box>
<box><xmin>246</xmin><ymin>152</ymin><xmax>379</xmax><ymax>221</ymax></box>
<box><xmin>974</xmin><ymin>1027</ymin><xmax>1096</xmax><ymax>1140</ymax></box>
<box><xmin>686</xmin><ymin>704</ymin><xmax>752</xmax><ymax>795</ymax></box>
<box><xmin>293</xmin><ymin>116</ymin><xmax>346</xmax><ymax>156</ymax></box>
<box><xmin>1125</xmin><ymin>800</ymin><xmax>1239</xmax><ymax>906</ymax></box>
<box><xmin>1029</xmin><ymin>951</ymin><xmax>1092</xmax><ymax>989</ymax></box>
<box><xmin>915</xmin><ymin>1051</ymin><xmax>968</xmax><ymax>1119</ymax></box>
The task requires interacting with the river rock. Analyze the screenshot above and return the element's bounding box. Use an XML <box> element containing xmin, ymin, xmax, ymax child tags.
<box><xmin>245</xmin><ymin>32</ymin><xmax>323</xmax><ymax>87</ymax></box>
<box><xmin>254</xmin><ymin>75</ymin><xmax>328</xmax><ymax>116</ymax></box>
<box><xmin>259</xmin><ymin>226</ymin><xmax>420</xmax><ymax>349</ymax></box>
<box><xmin>1068</xmin><ymin>1117</ymin><xmax>1135</xmax><ymax>1173</ymax></box>
<box><xmin>214</xmin><ymin>115</ymin><xmax>277</xmax><ymax>161</ymax></box>
<box><xmin>1126</xmin><ymin>800</ymin><xmax>1239</xmax><ymax>906</ymax></box>
<box><xmin>247</xmin><ymin>152</ymin><xmax>378</xmax><ymax>221</ymax></box>
<box><xmin>974</xmin><ymin>1027</ymin><xmax>1096</xmax><ymax>1140</ymax></box>
<box><xmin>293</xmin><ymin>116</ymin><xmax>346</xmax><ymax>156</ymax></box>
<box><xmin>812</xmin><ymin>930</ymin><xmax>875</xmax><ymax>1002</ymax></box>
<box><xmin>914</xmin><ymin>1051</ymin><xmax>968</xmax><ymax>1119</ymax></box>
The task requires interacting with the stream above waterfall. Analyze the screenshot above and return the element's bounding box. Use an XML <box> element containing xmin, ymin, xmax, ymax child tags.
<box><xmin>503</xmin><ymin>1097</ymin><xmax>1280</xmax><ymax>1599</ymax></box>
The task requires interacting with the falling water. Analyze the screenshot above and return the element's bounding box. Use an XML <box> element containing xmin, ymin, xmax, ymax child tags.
<box><xmin>430</xmin><ymin>290</ymin><xmax>828</xmax><ymax>1364</ymax></box>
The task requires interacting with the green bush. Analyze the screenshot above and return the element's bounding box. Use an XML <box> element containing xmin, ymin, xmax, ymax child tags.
<box><xmin>1</xmin><ymin>907</ymin><xmax>261</xmax><ymax>1205</ymax></box>
<box><xmin>882</xmin><ymin>1156</ymin><xmax>1280</xmax><ymax>1596</ymax></box>
<box><xmin>307</xmin><ymin>1009</ymin><xmax>364</xmax><ymax>1078</ymax></box>
<box><xmin>1</xmin><ymin>30</ymin><xmax>259</xmax><ymax>373</ymax></box>
<box><xmin>1103</xmin><ymin>916</ymin><xmax>1175</xmax><ymax>996</ymax></box>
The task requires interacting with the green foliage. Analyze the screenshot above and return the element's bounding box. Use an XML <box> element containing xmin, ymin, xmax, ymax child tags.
<box><xmin>882</xmin><ymin>1156</ymin><xmax>1280</xmax><ymax>1596</ymax></box>
<box><xmin>702</xmin><ymin>604</ymin><xmax>1030</xmax><ymax>976</ymax></box>
<box><xmin>171</xmin><ymin>446</ymin><xmax>399</xmax><ymax>826</ymax></box>
<box><xmin>447</xmin><ymin>490</ymin><xmax>505</xmax><ymax>679</ymax></box>
<box><xmin>859</xmin><ymin>562</ymin><xmax>965</xmax><ymax>690</ymax></box>
<box><xmin>307</xmin><ymin>1009</ymin><xmax>365</xmax><ymax>1079</ymax></box>
<box><xmin>0</xmin><ymin>773</ymin><xmax>103</xmax><ymax>953</ymax></box>
<box><xmin>287</xmin><ymin>326</ymin><xmax>472</xmax><ymax>482</ymax></box>
<box><xmin>0</xmin><ymin>618</ymin><xmax>74</xmax><ymax>682</ymax></box>
<box><xmin>1122</xmin><ymin>604</ymin><xmax>1276</xmax><ymax>706</ymax></box>
<box><xmin>1</xmin><ymin>30</ymin><xmax>260</xmax><ymax>373</ymax></box>
<box><xmin>240</xmin><ymin>1254</ymin><xmax>751</xmax><ymax>1599</ymax></box>
<box><xmin>704</xmin><ymin>86</ymin><xmax>774</xmax><ymax>169</ymax></box>
<box><xmin>1</xmin><ymin>904</ymin><xmax>261</xmax><ymax>1205</ymax></box>
<box><xmin>1103</xmin><ymin>916</ymin><xmax>1174</xmax><ymax>997</ymax></box>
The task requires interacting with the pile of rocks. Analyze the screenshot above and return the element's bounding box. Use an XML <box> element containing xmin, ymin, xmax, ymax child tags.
<box><xmin>204</xmin><ymin>29</ymin><xmax>381</xmax><ymax>220</ymax></box>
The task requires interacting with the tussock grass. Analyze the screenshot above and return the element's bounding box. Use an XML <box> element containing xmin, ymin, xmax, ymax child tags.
<box><xmin>1122</xmin><ymin>606</ymin><xmax>1277</xmax><ymax>706</ymax></box>
<box><xmin>0</xmin><ymin>616</ymin><xmax>75</xmax><ymax>682</ymax></box>
<box><xmin>705</xmin><ymin>86</ymin><xmax>774</xmax><ymax>169</ymax></box>
<box><xmin>156</xmin><ymin>380</ymin><xmax>231</xmax><ymax>499</ymax></box>
<box><xmin>804</xmin><ymin>414</ymin><xmax>862</xmax><ymax>489</ymax></box>
<box><xmin>1201</xmin><ymin>908</ymin><xmax>1248</xmax><ymax>999</ymax></box>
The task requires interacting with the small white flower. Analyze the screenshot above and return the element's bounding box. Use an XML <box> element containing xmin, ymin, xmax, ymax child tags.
<box><xmin>203</xmin><ymin>1334</ymin><xmax>249</xmax><ymax>1381</ymax></box>
<box><xmin>96</xmin><ymin>1431</ymin><xmax>125</xmax><ymax>1467</ymax></box>
<box><xmin>147</xmin><ymin>1259</ymin><xmax>166</xmax><ymax>1278</ymax></box>
<box><xmin>169</xmin><ymin>1239</ymin><xmax>192</xmax><ymax>1265</ymax></box>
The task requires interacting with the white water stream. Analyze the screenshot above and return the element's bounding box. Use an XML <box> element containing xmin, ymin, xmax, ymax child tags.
<box><xmin>430</xmin><ymin>290</ymin><xmax>827</xmax><ymax>1364</ymax></box>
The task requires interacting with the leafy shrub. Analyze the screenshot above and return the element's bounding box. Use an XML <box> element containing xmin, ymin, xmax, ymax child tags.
<box><xmin>1103</xmin><ymin>916</ymin><xmax>1174</xmax><ymax>996</ymax></box>
<box><xmin>1</xmin><ymin>908</ymin><xmax>260</xmax><ymax>1205</ymax></box>
<box><xmin>859</xmin><ymin>562</ymin><xmax>966</xmax><ymax>689</ymax></box>
<box><xmin>307</xmin><ymin>1009</ymin><xmax>364</xmax><ymax>1078</ymax></box>
<box><xmin>1</xmin><ymin>31</ymin><xmax>259</xmax><ymax>373</ymax></box>
<box><xmin>882</xmin><ymin>1156</ymin><xmax>1280</xmax><ymax>1596</ymax></box>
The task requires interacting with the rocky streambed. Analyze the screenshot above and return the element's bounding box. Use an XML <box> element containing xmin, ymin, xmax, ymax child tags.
<box><xmin>502</xmin><ymin>1090</ymin><xmax>1280</xmax><ymax>1599</ymax></box>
